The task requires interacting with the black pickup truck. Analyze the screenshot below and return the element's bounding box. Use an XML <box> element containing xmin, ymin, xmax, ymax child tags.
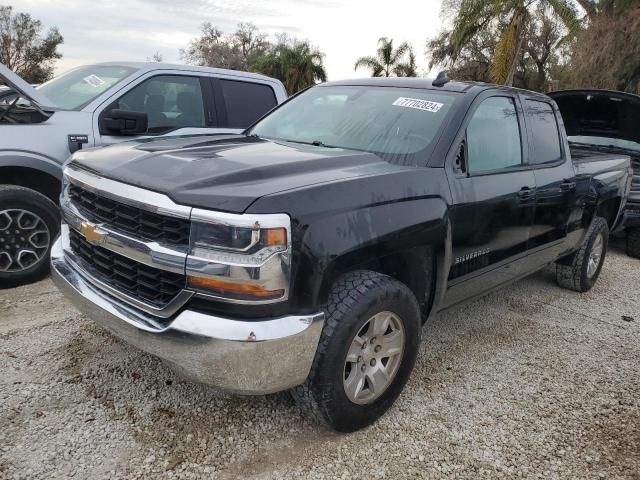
<box><xmin>51</xmin><ymin>77</ymin><xmax>631</xmax><ymax>432</ymax></box>
<box><xmin>549</xmin><ymin>90</ymin><xmax>640</xmax><ymax>257</ymax></box>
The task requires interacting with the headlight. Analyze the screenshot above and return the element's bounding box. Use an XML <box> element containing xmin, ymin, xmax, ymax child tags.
<box><xmin>185</xmin><ymin>209</ymin><xmax>291</xmax><ymax>304</ymax></box>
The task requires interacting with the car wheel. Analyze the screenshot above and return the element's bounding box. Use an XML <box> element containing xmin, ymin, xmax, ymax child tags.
<box><xmin>292</xmin><ymin>270</ymin><xmax>421</xmax><ymax>432</ymax></box>
<box><xmin>626</xmin><ymin>228</ymin><xmax>640</xmax><ymax>259</ymax></box>
<box><xmin>556</xmin><ymin>216</ymin><xmax>608</xmax><ymax>293</ymax></box>
<box><xmin>0</xmin><ymin>185</ymin><xmax>60</xmax><ymax>288</ymax></box>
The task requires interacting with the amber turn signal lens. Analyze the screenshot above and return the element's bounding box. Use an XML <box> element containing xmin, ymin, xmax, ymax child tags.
<box><xmin>188</xmin><ymin>276</ymin><xmax>284</xmax><ymax>300</ymax></box>
<box><xmin>263</xmin><ymin>228</ymin><xmax>287</xmax><ymax>247</ymax></box>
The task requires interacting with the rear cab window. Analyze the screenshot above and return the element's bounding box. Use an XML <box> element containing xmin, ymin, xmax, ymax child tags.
<box><xmin>525</xmin><ymin>100</ymin><xmax>563</xmax><ymax>164</ymax></box>
<box><xmin>219</xmin><ymin>79</ymin><xmax>277</xmax><ymax>128</ymax></box>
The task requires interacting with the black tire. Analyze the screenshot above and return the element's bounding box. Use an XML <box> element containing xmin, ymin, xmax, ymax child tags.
<box><xmin>556</xmin><ymin>217</ymin><xmax>609</xmax><ymax>292</ymax></box>
<box><xmin>0</xmin><ymin>185</ymin><xmax>60</xmax><ymax>289</ymax></box>
<box><xmin>626</xmin><ymin>228</ymin><xmax>640</xmax><ymax>259</ymax></box>
<box><xmin>292</xmin><ymin>270</ymin><xmax>421</xmax><ymax>432</ymax></box>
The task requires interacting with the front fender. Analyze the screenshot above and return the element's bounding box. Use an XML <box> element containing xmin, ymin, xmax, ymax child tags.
<box><xmin>295</xmin><ymin>196</ymin><xmax>449</xmax><ymax>312</ymax></box>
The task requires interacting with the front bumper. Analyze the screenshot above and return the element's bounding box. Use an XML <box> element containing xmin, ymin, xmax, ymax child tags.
<box><xmin>50</xmin><ymin>237</ymin><xmax>324</xmax><ymax>395</ymax></box>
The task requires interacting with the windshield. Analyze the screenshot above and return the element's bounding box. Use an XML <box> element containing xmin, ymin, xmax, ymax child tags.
<box><xmin>249</xmin><ymin>85</ymin><xmax>459</xmax><ymax>165</ymax></box>
<box><xmin>569</xmin><ymin>135</ymin><xmax>640</xmax><ymax>152</ymax></box>
<box><xmin>36</xmin><ymin>65</ymin><xmax>137</xmax><ymax>110</ymax></box>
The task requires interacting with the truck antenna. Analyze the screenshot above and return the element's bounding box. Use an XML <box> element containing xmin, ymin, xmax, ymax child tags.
<box><xmin>432</xmin><ymin>71</ymin><xmax>450</xmax><ymax>87</ymax></box>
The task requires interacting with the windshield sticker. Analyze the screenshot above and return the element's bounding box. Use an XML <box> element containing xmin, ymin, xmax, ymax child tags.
<box><xmin>82</xmin><ymin>74</ymin><xmax>106</xmax><ymax>88</ymax></box>
<box><xmin>393</xmin><ymin>97</ymin><xmax>444</xmax><ymax>113</ymax></box>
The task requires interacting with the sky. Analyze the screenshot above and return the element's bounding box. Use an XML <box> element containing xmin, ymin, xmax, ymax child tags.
<box><xmin>13</xmin><ymin>0</ymin><xmax>446</xmax><ymax>81</ymax></box>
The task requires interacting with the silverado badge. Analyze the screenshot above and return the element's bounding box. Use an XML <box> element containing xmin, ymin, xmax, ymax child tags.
<box><xmin>80</xmin><ymin>222</ymin><xmax>106</xmax><ymax>245</ymax></box>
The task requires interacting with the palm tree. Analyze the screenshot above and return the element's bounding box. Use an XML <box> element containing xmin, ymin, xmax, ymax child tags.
<box><xmin>354</xmin><ymin>37</ymin><xmax>413</xmax><ymax>77</ymax></box>
<box><xmin>450</xmin><ymin>0</ymin><xmax>581</xmax><ymax>85</ymax></box>
<box><xmin>394</xmin><ymin>47</ymin><xmax>419</xmax><ymax>77</ymax></box>
<box><xmin>251</xmin><ymin>39</ymin><xmax>327</xmax><ymax>93</ymax></box>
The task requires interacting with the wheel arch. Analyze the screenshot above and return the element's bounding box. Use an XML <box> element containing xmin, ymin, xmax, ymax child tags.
<box><xmin>0</xmin><ymin>153</ymin><xmax>63</xmax><ymax>204</ymax></box>
<box><xmin>319</xmin><ymin>245</ymin><xmax>438</xmax><ymax>323</ymax></box>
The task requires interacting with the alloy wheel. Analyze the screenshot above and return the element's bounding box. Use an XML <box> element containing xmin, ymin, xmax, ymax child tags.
<box><xmin>343</xmin><ymin>311</ymin><xmax>405</xmax><ymax>405</ymax></box>
<box><xmin>587</xmin><ymin>233</ymin><xmax>604</xmax><ymax>278</ymax></box>
<box><xmin>0</xmin><ymin>209</ymin><xmax>50</xmax><ymax>272</ymax></box>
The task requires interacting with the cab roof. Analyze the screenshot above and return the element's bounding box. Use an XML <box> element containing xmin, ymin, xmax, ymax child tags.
<box><xmin>322</xmin><ymin>77</ymin><xmax>552</xmax><ymax>100</ymax></box>
<box><xmin>87</xmin><ymin>61</ymin><xmax>283</xmax><ymax>85</ymax></box>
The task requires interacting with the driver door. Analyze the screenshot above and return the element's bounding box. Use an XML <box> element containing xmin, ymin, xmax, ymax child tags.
<box><xmin>94</xmin><ymin>74</ymin><xmax>224</xmax><ymax>146</ymax></box>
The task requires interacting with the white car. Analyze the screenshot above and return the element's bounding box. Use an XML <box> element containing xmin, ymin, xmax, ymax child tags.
<box><xmin>0</xmin><ymin>62</ymin><xmax>287</xmax><ymax>286</ymax></box>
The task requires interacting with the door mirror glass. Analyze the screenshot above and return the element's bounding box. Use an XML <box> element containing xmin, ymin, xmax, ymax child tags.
<box><xmin>101</xmin><ymin>109</ymin><xmax>148</xmax><ymax>135</ymax></box>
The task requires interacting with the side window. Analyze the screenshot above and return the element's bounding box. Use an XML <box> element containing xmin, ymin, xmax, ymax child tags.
<box><xmin>526</xmin><ymin>100</ymin><xmax>562</xmax><ymax>164</ymax></box>
<box><xmin>113</xmin><ymin>75</ymin><xmax>205</xmax><ymax>134</ymax></box>
<box><xmin>467</xmin><ymin>96</ymin><xmax>522</xmax><ymax>173</ymax></box>
<box><xmin>219</xmin><ymin>80</ymin><xmax>277</xmax><ymax>128</ymax></box>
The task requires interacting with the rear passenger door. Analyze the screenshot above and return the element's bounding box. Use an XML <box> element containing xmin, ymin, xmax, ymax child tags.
<box><xmin>521</xmin><ymin>95</ymin><xmax>580</xmax><ymax>263</ymax></box>
<box><xmin>444</xmin><ymin>93</ymin><xmax>536</xmax><ymax>307</ymax></box>
<box><xmin>211</xmin><ymin>78</ymin><xmax>279</xmax><ymax>129</ymax></box>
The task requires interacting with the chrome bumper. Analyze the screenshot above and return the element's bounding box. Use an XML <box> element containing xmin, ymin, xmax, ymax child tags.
<box><xmin>50</xmin><ymin>237</ymin><xmax>324</xmax><ymax>395</ymax></box>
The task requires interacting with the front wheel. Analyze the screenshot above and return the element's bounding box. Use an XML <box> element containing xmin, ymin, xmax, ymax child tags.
<box><xmin>0</xmin><ymin>185</ymin><xmax>60</xmax><ymax>288</ymax></box>
<box><xmin>292</xmin><ymin>270</ymin><xmax>421</xmax><ymax>432</ymax></box>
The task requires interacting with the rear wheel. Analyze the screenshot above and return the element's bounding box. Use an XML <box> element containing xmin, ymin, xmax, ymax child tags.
<box><xmin>626</xmin><ymin>228</ymin><xmax>640</xmax><ymax>259</ymax></box>
<box><xmin>0</xmin><ymin>185</ymin><xmax>60</xmax><ymax>288</ymax></box>
<box><xmin>556</xmin><ymin>217</ymin><xmax>608</xmax><ymax>292</ymax></box>
<box><xmin>292</xmin><ymin>270</ymin><xmax>421</xmax><ymax>432</ymax></box>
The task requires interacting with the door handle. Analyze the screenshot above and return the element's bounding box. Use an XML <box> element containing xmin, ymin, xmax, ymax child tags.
<box><xmin>518</xmin><ymin>186</ymin><xmax>535</xmax><ymax>200</ymax></box>
<box><xmin>560</xmin><ymin>180</ymin><xmax>576</xmax><ymax>192</ymax></box>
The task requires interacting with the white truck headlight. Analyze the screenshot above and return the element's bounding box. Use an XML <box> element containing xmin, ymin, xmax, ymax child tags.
<box><xmin>185</xmin><ymin>209</ymin><xmax>291</xmax><ymax>303</ymax></box>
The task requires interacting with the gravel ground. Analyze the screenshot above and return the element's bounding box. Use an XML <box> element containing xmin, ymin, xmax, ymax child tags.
<box><xmin>1</xmin><ymin>241</ymin><xmax>639</xmax><ymax>479</ymax></box>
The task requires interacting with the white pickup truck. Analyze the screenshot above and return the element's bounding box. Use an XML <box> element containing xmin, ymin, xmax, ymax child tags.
<box><xmin>0</xmin><ymin>62</ymin><xmax>287</xmax><ymax>286</ymax></box>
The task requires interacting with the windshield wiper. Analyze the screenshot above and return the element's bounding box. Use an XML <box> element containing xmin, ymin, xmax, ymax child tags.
<box><xmin>278</xmin><ymin>138</ymin><xmax>341</xmax><ymax>148</ymax></box>
<box><xmin>310</xmin><ymin>140</ymin><xmax>340</xmax><ymax>148</ymax></box>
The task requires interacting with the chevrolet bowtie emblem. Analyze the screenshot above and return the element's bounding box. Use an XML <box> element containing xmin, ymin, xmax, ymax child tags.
<box><xmin>80</xmin><ymin>222</ymin><xmax>106</xmax><ymax>244</ymax></box>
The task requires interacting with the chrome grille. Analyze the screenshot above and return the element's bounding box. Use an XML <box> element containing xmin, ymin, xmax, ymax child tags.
<box><xmin>68</xmin><ymin>183</ymin><xmax>190</xmax><ymax>246</ymax></box>
<box><xmin>69</xmin><ymin>228</ymin><xmax>185</xmax><ymax>308</ymax></box>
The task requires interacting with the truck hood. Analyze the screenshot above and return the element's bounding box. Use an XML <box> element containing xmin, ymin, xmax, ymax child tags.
<box><xmin>549</xmin><ymin>90</ymin><xmax>640</xmax><ymax>146</ymax></box>
<box><xmin>69</xmin><ymin>135</ymin><xmax>405</xmax><ymax>213</ymax></box>
<box><xmin>0</xmin><ymin>63</ymin><xmax>54</xmax><ymax>108</ymax></box>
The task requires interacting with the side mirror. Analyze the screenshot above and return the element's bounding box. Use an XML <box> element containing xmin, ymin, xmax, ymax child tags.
<box><xmin>101</xmin><ymin>109</ymin><xmax>148</xmax><ymax>135</ymax></box>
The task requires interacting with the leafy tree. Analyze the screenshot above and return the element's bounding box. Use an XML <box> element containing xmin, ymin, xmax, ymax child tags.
<box><xmin>427</xmin><ymin>27</ymin><xmax>494</xmax><ymax>82</ymax></box>
<box><xmin>446</xmin><ymin>0</ymin><xmax>580</xmax><ymax>85</ymax></box>
<box><xmin>181</xmin><ymin>22</ymin><xmax>270</xmax><ymax>71</ymax></box>
<box><xmin>575</xmin><ymin>0</ymin><xmax>636</xmax><ymax>18</ymax></box>
<box><xmin>354</xmin><ymin>37</ymin><xmax>417</xmax><ymax>77</ymax></box>
<box><xmin>0</xmin><ymin>5</ymin><xmax>63</xmax><ymax>84</ymax></box>
<box><xmin>251</xmin><ymin>36</ymin><xmax>327</xmax><ymax>93</ymax></box>
<box><xmin>234</xmin><ymin>22</ymin><xmax>270</xmax><ymax>66</ymax></box>
<box><xmin>427</xmin><ymin>5</ymin><xmax>570</xmax><ymax>91</ymax></box>
<box><xmin>394</xmin><ymin>47</ymin><xmax>419</xmax><ymax>77</ymax></box>
<box><xmin>570</xmin><ymin>1</ymin><xmax>640</xmax><ymax>92</ymax></box>
<box><xmin>181</xmin><ymin>23</ymin><xmax>246</xmax><ymax>70</ymax></box>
